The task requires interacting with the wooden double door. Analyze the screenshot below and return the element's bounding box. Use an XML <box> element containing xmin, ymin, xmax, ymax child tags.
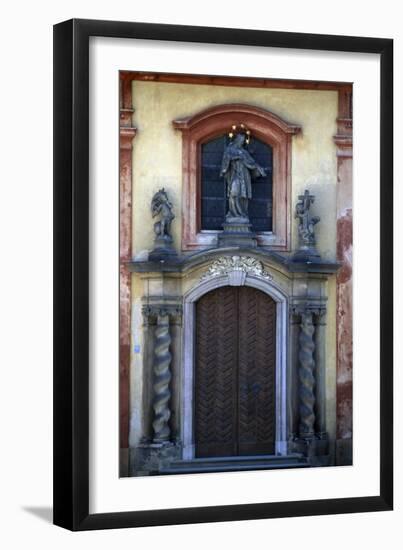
<box><xmin>195</xmin><ymin>286</ymin><xmax>276</xmax><ymax>458</ymax></box>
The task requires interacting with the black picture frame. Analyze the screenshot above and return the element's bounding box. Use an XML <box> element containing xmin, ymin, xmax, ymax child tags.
<box><xmin>53</xmin><ymin>18</ymin><xmax>393</xmax><ymax>531</ymax></box>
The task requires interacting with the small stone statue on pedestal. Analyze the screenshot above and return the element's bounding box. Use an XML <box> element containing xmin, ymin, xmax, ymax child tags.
<box><xmin>149</xmin><ymin>188</ymin><xmax>177</xmax><ymax>260</ymax></box>
<box><xmin>218</xmin><ymin>124</ymin><xmax>266</xmax><ymax>248</ymax></box>
<box><xmin>294</xmin><ymin>189</ymin><xmax>321</xmax><ymax>261</ymax></box>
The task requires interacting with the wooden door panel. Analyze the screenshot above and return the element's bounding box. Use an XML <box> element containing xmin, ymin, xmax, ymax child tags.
<box><xmin>238</xmin><ymin>287</ymin><xmax>276</xmax><ymax>455</ymax></box>
<box><xmin>195</xmin><ymin>286</ymin><xmax>238</xmax><ymax>457</ymax></box>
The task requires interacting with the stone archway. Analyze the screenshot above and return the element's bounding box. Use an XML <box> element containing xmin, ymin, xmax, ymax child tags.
<box><xmin>181</xmin><ymin>270</ymin><xmax>288</xmax><ymax>461</ymax></box>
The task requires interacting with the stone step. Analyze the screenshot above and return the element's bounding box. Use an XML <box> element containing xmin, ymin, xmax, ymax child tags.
<box><xmin>160</xmin><ymin>454</ymin><xmax>308</xmax><ymax>475</ymax></box>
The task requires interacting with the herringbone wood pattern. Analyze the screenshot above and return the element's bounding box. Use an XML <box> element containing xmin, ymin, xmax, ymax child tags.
<box><xmin>238</xmin><ymin>288</ymin><xmax>276</xmax><ymax>455</ymax></box>
<box><xmin>195</xmin><ymin>287</ymin><xmax>238</xmax><ymax>457</ymax></box>
<box><xmin>195</xmin><ymin>286</ymin><xmax>276</xmax><ymax>458</ymax></box>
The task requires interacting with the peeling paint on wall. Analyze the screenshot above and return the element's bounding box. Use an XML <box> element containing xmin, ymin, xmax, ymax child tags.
<box><xmin>336</xmin><ymin>209</ymin><xmax>353</xmax><ymax>440</ymax></box>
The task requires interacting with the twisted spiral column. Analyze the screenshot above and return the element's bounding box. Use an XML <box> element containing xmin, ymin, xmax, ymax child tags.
<box><xmin>152</xmin><ymin>311</ymin><xmax>172</xmax><ymax>443</ymax></box>
<box><xmin>298</xmin><ymin>310</ymin><xmax>316</xmax><ymax>439</ymax></box>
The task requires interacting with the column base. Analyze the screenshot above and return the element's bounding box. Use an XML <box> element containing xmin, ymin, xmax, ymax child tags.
<box><xmin>119</xmin><ymin>447</ymin><xmax>129</xmax><ymax>477</ymax></box>
<box><xmin>289</xmin><ymin>435</ymin><xmax>330</xmax><ymax>466</ymax></box>
<box><xmin>129</xmin><ymin>441</ymin><xmax>182</xmax><ymax>476</ymax></box>
<box><xmin>335</xmin><ymin>438</ymin><xmax>353</xmax><ymax>465</ymax></box>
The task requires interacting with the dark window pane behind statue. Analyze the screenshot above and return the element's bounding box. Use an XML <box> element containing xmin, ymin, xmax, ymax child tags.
<box><xmin>201</xmin><ymin>135</ymin><xmax>273</xmax><ymax>231</ymax></box>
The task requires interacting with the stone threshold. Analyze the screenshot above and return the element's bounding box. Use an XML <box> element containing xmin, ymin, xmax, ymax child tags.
<box><xmin>158</xmin><ymin>454</ymin><xmax>308</xmax><ymax>475</ymax></box>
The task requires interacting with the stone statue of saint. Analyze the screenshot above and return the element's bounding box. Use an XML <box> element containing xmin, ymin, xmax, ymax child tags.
<box><xmin>151</xmin><ymin>188</ymin><xmax>174</xmax><ymax>240</ymax></box>
<box><xmin>220</xmin><ymin>129</ymin><xmax>266</xmax><ymax>224</ymax></box>
<box><xmin>295</xmin><ymin>189</ymin><xmax>320</xmax><ymax>247</ymax></box>
<box><xmin>149</xmin><ymin>188</ymin><xmax>178</xmax><ymax>260</ymax></box>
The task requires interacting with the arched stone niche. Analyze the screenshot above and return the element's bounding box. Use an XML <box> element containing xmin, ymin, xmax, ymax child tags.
<box><xmin>173</xmin><ymin>104</ymin><xmax>301</xmax><ymax>251</ymax></box>
<box><xmin>128</xmin><ymin>248</ymin><xmax>338</xmax><ymax>475</ymax></box>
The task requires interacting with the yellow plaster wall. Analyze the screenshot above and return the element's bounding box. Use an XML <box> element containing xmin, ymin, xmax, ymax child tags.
<box><xmin>129</xmin><ymin>275</ymin><xmax>145</xmax><ymax>447</ymax></box>
<box><xmin>131</xmin><ymin>80</ymin><xmax>338</xmax><ymax>260</ymax></box>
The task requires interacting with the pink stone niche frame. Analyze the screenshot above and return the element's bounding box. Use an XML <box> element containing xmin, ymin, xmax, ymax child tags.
<box><xmin>172</xmin><ymin>103</ymin><xmax>301</xmax><ymax>250</ymax></box>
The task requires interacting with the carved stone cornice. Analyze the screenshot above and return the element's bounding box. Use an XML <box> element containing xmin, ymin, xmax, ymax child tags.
<box><xmin>129</xmin><ymin>246</ymin><xmax>340</xmax><ymax>275</ymax></box>
<box><xmin>336</xmin><ymin>117</ymin><xmax>352</xmax><ymax>132</ymax></box>
<box><xmin>200</xmin><ymin>255</ymin><xmax>273</xmax><ymax>284</ymax></box>
<box><xmin>173</xmin><ymin>103</ymin><xmax>302</xmax><ymax>135</ymax></box>
<box><xmin>333</xmin><ymin>134</ymin><xmax>353</xmax><ymax>158</ymax></box>
<box><xmin>120</xmin><ymin>126</ymin><xmax>137</xmax><ymax>150</ymax></box>
<box><xmin>120</xmin><ymin>107</ymin><xmax>135</xmax><ymax>127</ymax></box>
<box><xmin>333</xmin><ymin>134</ymin><xmax>352</xmax><ymax>144</ymax></box>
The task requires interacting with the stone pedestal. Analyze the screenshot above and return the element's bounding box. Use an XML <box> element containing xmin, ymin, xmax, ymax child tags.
<box><xmin>289</xmin><ymin>436</ymin><xmax>330</xmax><ymax>466</ymax></box>
<box><xmin>218</xmin><ymin>222</ymin><xmax>257</xmax><ymax>248</ymax></box>
<box><xmin>293</xmin><ymin>245</ymin><xmax>321</xmax><ymax>263</ymax></box>
<box><xmin>149</xmin><ymin>235</ymin><xmax>178</xmax><ymax>261</ymax></box>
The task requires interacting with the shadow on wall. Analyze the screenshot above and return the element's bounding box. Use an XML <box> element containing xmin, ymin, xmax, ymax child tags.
<box><xmin>22</xmin><ymin>506</ymin><xmax>53</xmax><ymax>524</ymax></box>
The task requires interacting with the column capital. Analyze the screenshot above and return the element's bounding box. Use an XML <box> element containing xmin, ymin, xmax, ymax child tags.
<box><xmin>291</xmin><ymin>303</ymin><xmax>326</xmax><ymax>318</ymax></box>
<box><xmin>142</xmin><ymin>304</ymin><xmax>183</xmax><ymax>325</ymax></box>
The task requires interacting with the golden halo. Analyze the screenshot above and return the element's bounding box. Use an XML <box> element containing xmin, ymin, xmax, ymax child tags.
<box><xmin>228</xmin><ymin>123</ymin><xmax>251</xmax><ymax>142</ymax></box>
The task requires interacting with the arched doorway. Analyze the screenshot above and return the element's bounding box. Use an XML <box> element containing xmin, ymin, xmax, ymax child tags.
<box><xmin>194</xmin><ymin>285</ymin><xmax>276</xmax><ymax>458</ymax></box>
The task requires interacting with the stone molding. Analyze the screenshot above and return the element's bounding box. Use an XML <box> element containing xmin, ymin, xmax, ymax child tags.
<box><xmin>173</xmin><ymin>103</ymin><xmax>302</xmax><ymax>135</ymax></box>
<box><xmin>128</xmin><ymin>245</ymin><xmax>340</xmax><ymax>275</ymax></box>
<box><xmin>121</xmin><ymin>70</ymin><xmax>351</xmax><ymax>92</ymax></box>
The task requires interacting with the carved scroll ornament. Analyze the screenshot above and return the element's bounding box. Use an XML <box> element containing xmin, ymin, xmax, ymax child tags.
<box><xmin>200</xmin><ymin>256</ymin><xmax>273</xmax><ymax>282</ymax></box>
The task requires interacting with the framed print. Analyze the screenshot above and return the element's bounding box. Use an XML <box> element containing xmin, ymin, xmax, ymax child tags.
<box><xmin>53</xmin><ymin>19</ymin><xmax>393</xmax><ymax>530</ymax></box>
